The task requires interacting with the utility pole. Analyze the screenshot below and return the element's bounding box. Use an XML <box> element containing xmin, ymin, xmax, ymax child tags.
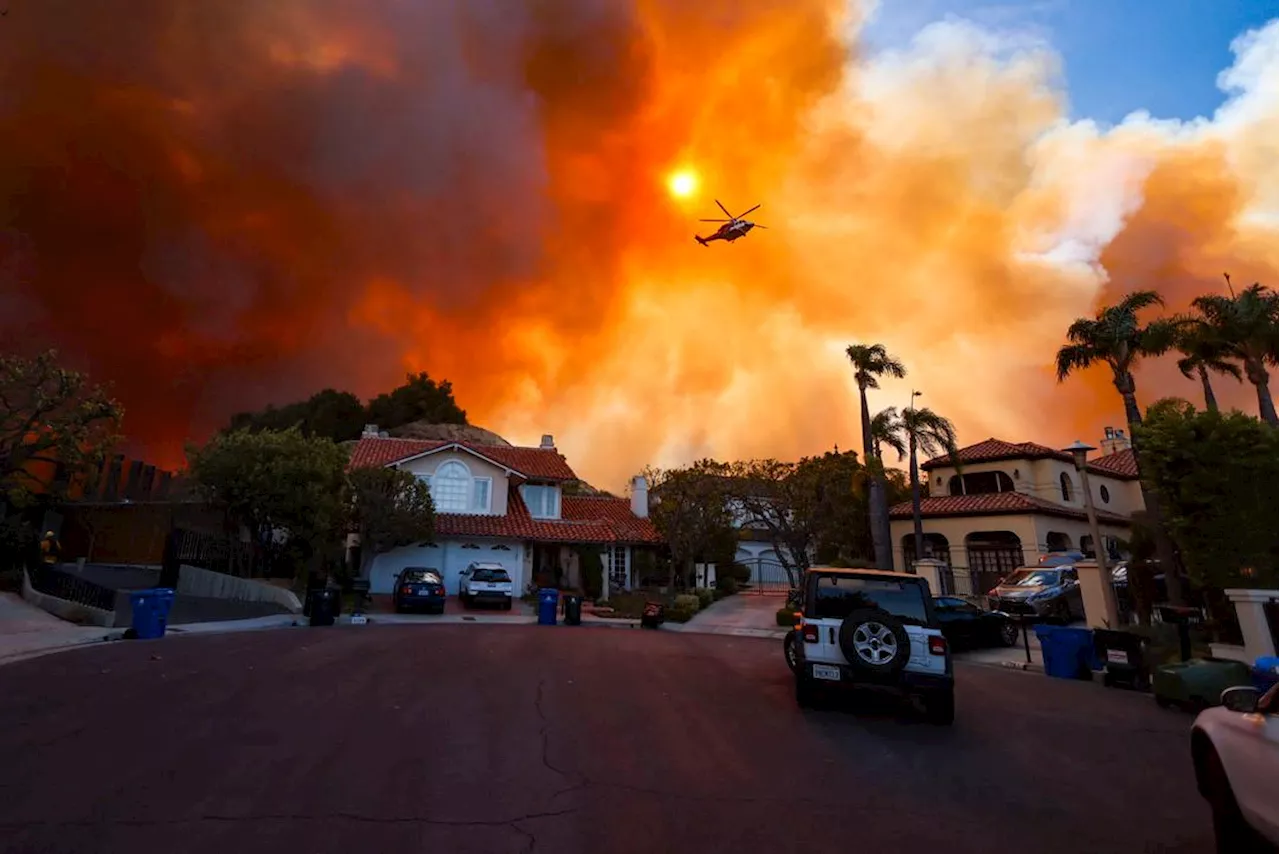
<box><xmin>1065</xmin><ymin>440</ymin><xmax>1119</xmax><ymax>627</ymax></box>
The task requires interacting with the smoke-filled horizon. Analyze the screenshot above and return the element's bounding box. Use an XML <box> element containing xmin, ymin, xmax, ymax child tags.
<box><xmin>1</xmin><ymin>1</ymin><xmax>1276</xmax><ymax>492</ymax></box>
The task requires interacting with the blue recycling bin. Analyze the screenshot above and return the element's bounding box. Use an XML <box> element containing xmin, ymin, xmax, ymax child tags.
<box><xmin>129</xmin><ymin>587</ymin><xmax>176</xmax><ymax>640</ymax></box>
<box><xmin>1036</xmin><ymin>624</ymin><xmax>1097</xmax><ymax>680</ymax></box>
<box><xmin>537</xmin><ymin>588</ymin><xmax>560</xmax><ymax>626</ymax></box>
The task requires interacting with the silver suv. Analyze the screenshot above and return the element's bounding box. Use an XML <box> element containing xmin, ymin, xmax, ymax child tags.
<box><xmin>793</xmin><ymin>568</ymin><xmax>954</xmax><ymax>724</ymax></box>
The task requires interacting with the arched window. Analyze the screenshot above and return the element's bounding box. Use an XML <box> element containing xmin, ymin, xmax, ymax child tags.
<box><xmin>1059</xmin><ymin>472</ymin><xmax>1073</xmax><ymax>502</ymax></box>
<box><xmin>431</xmin><ymin>461</ymin><xmax>471</xmax><ymax>513</ymax></box>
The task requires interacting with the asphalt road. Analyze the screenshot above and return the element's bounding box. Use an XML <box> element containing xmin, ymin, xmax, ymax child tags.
<box><xmin>0</xmin><ymin>625</ymin><xmax>1214</xmax><ymax>854</ymax></box>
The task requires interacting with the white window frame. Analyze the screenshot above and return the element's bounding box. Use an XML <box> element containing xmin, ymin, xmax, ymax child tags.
<box><xmin>521</xmin><ymin>483</ymin><xmax>561</xmax><ymax>520</ymax></box>
<box><xmin>427</xmin><ymin>460</ymin><xmax>472</xmax><ymax>514</ymax></box>
<box><xmin>472</xmin><ymin>477</ymin><xmax>492</xmax><ymax>514</ymax></box>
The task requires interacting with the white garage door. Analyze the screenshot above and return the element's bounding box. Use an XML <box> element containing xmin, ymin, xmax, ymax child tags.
<box><xmin>367</xmin><ymin>544</ymin><xmax>444</xmax><ymax>595</ymax></box>
<box><xmin>442</xmin><ymin>541</ymin><xmax>521</xmax><ymax>595</ymax></box>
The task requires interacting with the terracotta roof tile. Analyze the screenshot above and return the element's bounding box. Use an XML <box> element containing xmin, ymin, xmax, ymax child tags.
<box><xmin>1088</xmin><ymin>448</ymin><xmax>1139</xmax><ymax>479</ymax></box>
<box><xmin>348</xmin><ymin>437</ymin><xmax>577</xmax><ymax>481</ymax></box>
<box><xmin>888</xmin><ymin>491</ymin><xmax>1131</xmax><ymax>524</ymax></box>
<box><xmin>435</xmin><ymin>487</ymin><xmax>661</xmax><ymax>545</ymax></box>
<box><xmin>921</xmin><ymin>437</ymin><xmax>1139</xmax><ymax>480</ymax></box>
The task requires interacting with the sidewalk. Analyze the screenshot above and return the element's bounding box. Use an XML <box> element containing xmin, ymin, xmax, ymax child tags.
<box><xmin>0</xmin><ymin>593</ymin><xmax>124</xmax><ymax>666</ymax></box>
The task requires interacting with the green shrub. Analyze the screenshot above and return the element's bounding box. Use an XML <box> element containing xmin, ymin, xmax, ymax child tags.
<box><xmin>695</xmin><ymin>588</ymin><xmax>714</xmax><ymax>609</ymax></box>
<box><xmin>674</xmin><ymin>593</ymin><xmax>700</xmax><ymax>612</ymax></box>
<box><xmin>775</xmin><ymin>606</ymin><xmax>799</xmax><ymax>627</ymax></box>
<box><xmin>727</xmin><ymin>562</ymin><xmax>751</xmax><ymax>583</ymax></box>
<box><xmin>667</xmin><ymin>604</ymin><xmax>698</xmax><ymax>622</ymax></box>
<box><xmin>716</xmin><ymin>576</ymin><xmax>739</xmax><ymax>595</ymax></box>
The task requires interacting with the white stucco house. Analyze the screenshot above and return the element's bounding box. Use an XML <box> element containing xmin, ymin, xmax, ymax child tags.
<box><xmin>347</xmin><ymin>428</ymin><xmax>662</xmax><ymax>597</ymax></box>
<box><xmin>889</xmin><ymin>427</ymin><xmax>1143</xmax><ymax>595</ymax></box>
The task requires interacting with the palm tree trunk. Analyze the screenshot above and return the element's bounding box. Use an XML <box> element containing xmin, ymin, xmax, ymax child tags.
<box><xmin>1197</xmin><ymin>365</ymin><xmax>1218</xmax><ymax>413</ymax></box>
<box><xmin>860</xmin><ymin>387</ymin><xmax>892</xmax><ymax>569</ymax></box>
<box><xmin>1119</xmin><ymin>386</ymin><xmax>1185</xmax><ymax>605</ymax></box>
<box><xmin>1246</xmin><ymin>360</ymin><xmax>1278</xmax><ymax>427</ymax></box>
<box><xmin>909</xmin><ymin>432</ymin><xmax>923</xmax><ymax>569</ymax></box>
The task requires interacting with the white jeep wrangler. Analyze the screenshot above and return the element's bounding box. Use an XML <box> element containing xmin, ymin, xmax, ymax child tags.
<box><xmin>793</xmin><ymin>567</ymin><xmax>954</xmax><ymax>724</ymax></box>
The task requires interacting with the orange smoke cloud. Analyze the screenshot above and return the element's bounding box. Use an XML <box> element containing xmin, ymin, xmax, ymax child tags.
<box><xmin>0</xmin><ymin>1</ymin><xmax>1275</xmax><ymax>488</ymax></box>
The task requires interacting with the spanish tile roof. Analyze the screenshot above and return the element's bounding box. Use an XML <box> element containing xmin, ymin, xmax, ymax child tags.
<box><xmin>348</xmin><ymin>436</ymin><xmax>577</xmax><ymax>481</ymax></box>
<box><xmin>1088</xmin><ymin>448</ymin><xmax>1139</xmax><ymax>479</ymax></box>
<box><xmin>888</xmin><ymin>491</ymin><xmax>1132</xmax><ymax>524</ymax></box>
<box><xmin>922</xmin><ymin>437</ymin><xmax>1139</xmax><ymax>480</ymax></box>
<box><xmin>436</xmin><ymin>487</ymin><xmax>661</xmax><ymax>544</ymax></box>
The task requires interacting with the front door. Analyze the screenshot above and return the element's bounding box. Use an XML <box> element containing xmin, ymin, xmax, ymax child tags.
<box><xmin>532</xmin><ymin>545</ymin><xmax>562</xmax><ymax>588</ymax></box>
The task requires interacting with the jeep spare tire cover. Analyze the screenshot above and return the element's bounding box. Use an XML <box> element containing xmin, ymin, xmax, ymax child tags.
<box><xmin>838</xmin><ymin>608</ymin><xmax>911</xmax><ymax>675</ymax></box>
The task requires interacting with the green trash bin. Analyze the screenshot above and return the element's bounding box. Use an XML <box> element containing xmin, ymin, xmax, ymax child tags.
<box><xmin>1152</xmin><ymin>658</ymin><xmax>1252</xmax><ymax>712</ymax></box>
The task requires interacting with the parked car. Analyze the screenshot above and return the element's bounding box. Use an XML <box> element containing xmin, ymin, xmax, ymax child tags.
<box><xmin>932</xmin><ymin>596</ymin><xmax>1020</xmax><ymax>649</ymax></box>
<box><xmin>792</xmin><ymin>567</ymin><xmax>953</xmax><ymax>724</ymax></box>
<box><xmin>1191</xmin><ymin>684</ymin><xmax>1278</xmax><ymax>852</ymax></box>
<box><xmin>459</xmin><ymin>562</ymin><xmax>514</xmax><ymax>610</ymax></box>
<box><xmin>987</xmin><ymin>566</ymin><xmax>1084</xmax><ymax>622</ymax></box>
<box><xmin>392</xmin><ymin>567</ymin><xmax>446</xmax><ymax>614</ymax></box>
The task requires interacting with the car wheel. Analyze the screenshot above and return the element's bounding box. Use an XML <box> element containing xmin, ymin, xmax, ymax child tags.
<box><xmin>1203</xmin><ymin>745</ymin><xmax>1269</xmax><ymax>853</ymax></box>
<box><xmin>998</xmin><ymin>621</ymin><xmax>1019</xmax><ymax>647</ymax></box>
<box><xmin>783</xmin><ymin>631</ymin><xmax>799</xmax><ymax>673</ymax></box>
<box><xmin>923</xmin><ymin>688</ymin><xmax>955</xmax><ymax>726</ymax></box>
<box><xmin>503</xmin><ymin>599</ymin><xmax>512</xmax><ymax>611</ymax></box>
<box><xmin>795</xmin><ymin>675</ymin><xmax>818</xmax><ymax>709</ymax></box>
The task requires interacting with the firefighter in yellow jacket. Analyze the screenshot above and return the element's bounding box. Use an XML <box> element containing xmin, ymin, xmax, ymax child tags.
<box><xmin>39</xmin><ymin>530</ymin><xmax>62</xmax><ymax>567</ymax></box>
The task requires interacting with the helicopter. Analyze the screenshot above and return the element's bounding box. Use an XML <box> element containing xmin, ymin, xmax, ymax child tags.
<box><xmin>694</xmin><ymin>200</ymin><xmax>766</xmax><ymax>245</ymax></box>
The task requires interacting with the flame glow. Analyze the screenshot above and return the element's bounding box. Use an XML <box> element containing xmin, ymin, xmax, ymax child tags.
<box><xmin>0</xmin><ymin>1</ymin><xmax>1275</xmax><ymax>490</ymax></box>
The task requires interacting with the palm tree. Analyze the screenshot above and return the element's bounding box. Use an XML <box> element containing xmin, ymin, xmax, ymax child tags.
<box><xmin>845</xmin><ymin>344</ymin><xmax>907</xmax><ymax>569</ymax></box>
<box><xmin>1172</xmin><ymin>316</ymin><xmax>1241</xmax><ymax>413</ymax></box>
<box><xmin>1055</xmin><ymin>288</ymin><xmax>1184</xmax><ymax>603</ymax></box>
<box><xmin>1191</xmin><ymin>281</ymin><xmax>1279</xmax><ymax>427</ymax></box>
<box><xmin>878</xmin><ymin>405</ymin><xmax>960</xmax><ymax>566</ymax></box>
<box><xmin>869</xmin><ymin>407</ymin><xmax>907</xmax><ymax>463</ymax></box>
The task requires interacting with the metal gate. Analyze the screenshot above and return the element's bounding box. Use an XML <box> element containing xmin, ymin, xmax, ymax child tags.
<box><xmin>736</xmin><ymin>558</ymin><xmax>795</xmax><ymax>594</ymax></box>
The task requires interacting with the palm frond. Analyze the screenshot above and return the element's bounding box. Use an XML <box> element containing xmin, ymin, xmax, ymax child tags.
<box><xmin>869</xmin><ymin>407</ymin><xmax>907</xmax><ymax>462</ymax></box>
<box><xmin>1055</xmin><ymin>343</ymin><xmax>1096</xmax><ymax>382</ymax></box>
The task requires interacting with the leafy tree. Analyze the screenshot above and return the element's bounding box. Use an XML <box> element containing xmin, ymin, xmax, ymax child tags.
<box><xmin>1134</xmin><ymin>398</ymin><xmax>1278</xmax><ymax>591</ymax></box>
<box><xmin>1192</xmin><ymin>279</ymin><xmax>1278</xmax><ymax>427</ymax></box>
<box><xmin>876</xmin><ymin>405</ymin><xmax>961</xmax><ymax>567</ymax></box>
<box><xmin>1171</xmin><ymin>314</ymin><xmax>1241</xmax><ymax>413</ymax></box>
<box><xmin>1055</xmin><ymin>289</ymin><xmax>1185</xmax><ymax>603</ymax></box>
<box><xmin>366</xmin><ymin>372</ymin><xmax>467</xmax><ymax>430</ymax></box>
<box><xmin>725</xmin><ymin>451</ymin><xmax>869</xmax><ymax>586</ymax></box>
<box><xmin>645</xmin><ymin>461</ymin><xmax>738</xmax><ymax>590</ymax></box>
<box><xmin>844</xmin><ymin>343</ymin><xmax>906</xmax><ymax>569</ymax></box>
<box><xmin>228</xmin><ymin>389</ymin><xmax>367</xmax><ymax>442</ymax></box>
<box><xmin>0</xmin><ymin>350</ymin><xmax>123</xmax><ymax>511</ymax></box>
<box><xmin>186</xmin><ymin>427</ymin><xmax>349</xmax><ymax>576</ymax></box>
<box><xmin>345</xmin><ymin>466</ymin><xmax>435</xmax><ymax>579</ymax></box>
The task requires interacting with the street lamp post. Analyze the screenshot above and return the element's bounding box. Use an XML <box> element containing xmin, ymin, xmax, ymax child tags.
<box><xmin>1063</xmin><ymin>440</ymin><xmax>1119</xmax><ymax>627</ymax></box>
<box><xmin>907</xmin><ymin>391</ymin><xmax>925</xmax><ymax>568</ymax></box>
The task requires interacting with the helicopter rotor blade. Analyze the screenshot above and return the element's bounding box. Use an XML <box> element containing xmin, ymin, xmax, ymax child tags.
<box><xmin>714</xmin><ymin>199</ymin><xmax>733</xmax><ymax>218</ymax></box>
<box><xmin>739</xmin><ymin>203</ymin><xmax>761</xmax><ymax>217</ymax></box>
<box><xmin>751</xmin><ymin>224</ymin><xmax>768</xmax><ymax>229</ymax></box>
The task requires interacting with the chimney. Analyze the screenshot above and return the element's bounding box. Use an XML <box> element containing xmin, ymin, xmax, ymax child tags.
<box><xmin>630</xmin><ymin>474</ymin><xmax>649</xmax><ymax>519</ymax></box>
<box><xmin>1099</xmin><ymin>426</ymin><xmax>1131</xmax><ymax>456</ymax></box>
<box><xmin>362</xmin><ymin>424</ymin><xmax>380</xmax><ymax>438</ymax></box>
<box><xmin>540</xmin><ymin>434</ymin><xmax>555</xmax><ymax>450</ymax></box>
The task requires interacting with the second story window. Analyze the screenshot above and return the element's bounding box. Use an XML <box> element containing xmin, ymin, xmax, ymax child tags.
<box><xmin>428</xmin><ymin>461</ymin><xmax>471</xmax><ymax>513</ymax></box>
<box><xmin>948</xmin><ymin>471</ymin><xmax>1014</xmax><ymax>495</ymax></box>
<box><xmin>522</xmin><ymin>483</ymin><xmax>561</xmax><ymax>519</ymax></box>
<box><xmin>1059</xmin><ymin>472</ymin><xmax>1074</xmax><ymax>502</ymax></box>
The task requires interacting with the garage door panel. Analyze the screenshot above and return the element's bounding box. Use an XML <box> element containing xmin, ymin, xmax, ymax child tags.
<box><xmin>445</xmin><ymin>541</ymin><xmax>520</xmax><ymax>594</ymax></box>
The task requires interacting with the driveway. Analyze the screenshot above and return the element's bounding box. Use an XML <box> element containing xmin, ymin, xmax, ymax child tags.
<box><xmin>677</xmin><ymin>591</ymin><xmax>788</xmax><ymax>635</ymax></box>
<box><xmin>0</xmin><ymin>626</ymin><xmax>1212</xmax><ymax>853</ymax></box>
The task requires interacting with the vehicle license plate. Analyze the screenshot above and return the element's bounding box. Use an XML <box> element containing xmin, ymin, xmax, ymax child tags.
<box><xmin>1106</xmin><ymin>649</ymin><xmax>1128</xmax><ymax>665</ymax></box>
<box><xmin>813</xmin><ymin>664</ymin><xmax>841</xmax><ymax>681</ymax></box>
<box><xmin>350</xmin><ymin>614</ymin><xmax>368</xmax><ymax>626</ymax></box>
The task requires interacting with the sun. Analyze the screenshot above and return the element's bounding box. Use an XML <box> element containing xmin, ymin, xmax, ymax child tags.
<box><xmin>666</xmin><ymin>168</ymin><xmax>698</xmax><ymax>199</ymax></box>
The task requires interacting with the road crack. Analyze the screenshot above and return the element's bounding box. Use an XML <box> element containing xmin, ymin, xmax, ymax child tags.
<box><xmin>534</xmin><ymin>678</ymin><xmax>587</xmax><ymax>796</ymax></box>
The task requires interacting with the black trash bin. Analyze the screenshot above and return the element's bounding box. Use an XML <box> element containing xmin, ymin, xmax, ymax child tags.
<box><xmin>563</xmin><ymin>594</ymin><xmax>583</xmax><ymax>626</ymax></box>
<box><xmin>308</xmin><ymin>588</ymin><xmax>338</xmax><ymax>627</ymax></box>
<box><xmin>1157</xmin><ymin>605</ymin><xmax>1202</xmax><ymax>663</ymax></box>
<box><xmin>1094</xmin><ymin>629</ymin><xmax>1152</xmax><ymax>691</ymax></box>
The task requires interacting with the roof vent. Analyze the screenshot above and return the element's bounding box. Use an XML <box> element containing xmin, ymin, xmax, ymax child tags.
<box><xmin>540</xmin><ymin>434</ymin><xmax>555</xmax><ymax>449</ymax></box>
<box><xmin>363</xmin><ymin>424</ymin><xmax>380</xmax><ymax>438</ymax></box>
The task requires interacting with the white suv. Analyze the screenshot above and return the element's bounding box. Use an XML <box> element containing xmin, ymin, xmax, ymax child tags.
<box><xmin>793</xmin><ymin>567</ymin><xmax>954</xmax><ymax>724</ymax></box>
<box><xmin>458</xmin><ymin>562</ymin><xmax>514</xmax><ymax>611</ymax></box>
<box><xmin>1191</xmin><ymin>683</ymin><xmax>1278</xmax><ymax>852</ymax></box>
